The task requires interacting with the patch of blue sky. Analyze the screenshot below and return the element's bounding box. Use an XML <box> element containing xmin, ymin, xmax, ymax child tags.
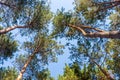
<box><xmin>47</xmin><ymin>0</ymin><xmax>74</xmax><ymax>79</ymax></box>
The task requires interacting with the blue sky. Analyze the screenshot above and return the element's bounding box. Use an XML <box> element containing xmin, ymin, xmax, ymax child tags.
<box><xmin>47</xmin><ymin>0</ymin><xmax>74</xmax><ymax>79</ymax></box>
<box><xmin>50</xmin><ymin>0</ymin><xmax>74</xmax><ymax>12</ymax></box>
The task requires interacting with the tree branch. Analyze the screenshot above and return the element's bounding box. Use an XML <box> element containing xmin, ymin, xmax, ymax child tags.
<box><xmin>86</xmin><ymin>31</ymin><xmax>120</xmax><ymax>39</ymax></box>
<box><xmin>76</xmin><ymin>24</ymin><xmax>105</xmax><ymax>32</ymax></box>
<box><xmin>86</xmin><ymin>53</ymin><xmax>114</xmax><ymax>80</ymax></box>
<box><xmin>0</xmin><ymin>25</ymin><xmax>28</xmax><ymax>34</ymax></box>
<box><xmin>100</xmin><ymin>2</ymin><xmax>120</xmax><ymax>11</ymax></box>
<box><xmin>97</xmin><ymin>1</ymin><xmax>120</xmax><ymax>5</ymax></box>
<box><xmin>96</xmin><ymin>1</ymin><xmax>120</xmax><ymax>12</ymax></box>
<box><xmin>91</xmin><ymin>59</ymin><xmax>114</xmax><ymax>80</ymax></box>
<box><xmin>68</xmin><ymin>24</ymin><xmax>120</xmax><ymax>39</ymax></box>
<box><xmin>68</xmin><ymin>24</ymin><xmax>87</xmax><ymax>35</ymax></box>
<box><xmin>0</xmin><ymin>1</ymin><xmax>16</xmax><ymax>9</ymax></box>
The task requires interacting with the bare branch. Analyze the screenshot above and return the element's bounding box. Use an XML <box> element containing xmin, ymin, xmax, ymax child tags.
<box><xmin>77</xmin><ymin>24</ymin><xmax>105</xmax><ymax>32</ymax></box>
<box><xmin>0</xmin><ymin>1</ymin><xmax>16</xmax><ymax>9</ymax></box>
<box><xmin>68</xmin><ymin>24</ymin><xmax>120</xmax><ymax>39</ymax></box>
<box><xmin>68</xmin><ymin>24</ymin><xmax>87</xmax><ymax>35</ymax></box>
<box><xmin>0</xmin><ymin>25</ymin><xmax>28</xmax><ymax>34</ymax></box>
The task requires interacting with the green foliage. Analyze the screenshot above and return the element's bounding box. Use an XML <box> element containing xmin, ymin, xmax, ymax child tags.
<box><xmin>52</xmin><ymin>10</ymin><xmax>81</xmax><ymax>38</ymax></box>
<box><xmin>109</xmin><ymin>12</ymin><xmax>120</xmax><ymax>30</ymax></box>
<box><xmin>0</xmin><ymin>17</ymin><xmax>2</xmax><ymax>22</ymax></box>
<box><xmin>14</xmin><ymin>33</ymin><xmax>64</xmax><ymax>79</ymax></box>
<box><xmin>0</xmin><ymin>67</ymin><xmax>18</xmax><ymax>80</ymax></box>
<box><xmin>36</xmin><ymin>68</ymin><xmax>54</xmax><ymax>80</ymax></box>
<box><xmin>0</xmin><ymin>0</ymin><xmax>120</xmax><ymax>79</ymax></box>
<box><xmin>0</xmin><ymin>33</ymin><xmax>17</xmax><ymax>63</ymax></box>
<box><xmin>1</xmin><ymin>1</ymin><xmax>63</xmax><ymax>79</ymax></box>
<box><xmin>58</xmin><ymin>64</ymin><xmax>78</xmax><ymax>80</ymax></box>
<box><xmin>52</xmin><ymin>10</ymin><xmax>71</xmax><ymax>36</ymax></box>
<box><xmin>0</xmin><ymin>0</ymin><xmax>52</xmax><ymax>35</ymax></box>
<box><xmin>75</xmin><ymin>0</ymin><xmax>93</xmax><ymax>11</ymax></box>
<box><xmin>14</xmin><ymin>54</ymin><xmax>54</xmax><ymax>80</ymax></box>
<box><xmin>106</xmin><ymin>39</ymin><xmax>120</xmax><ymax>54</ymax></box>
<box><xmin>106</xmin><ymin>39</ymin><xmax>120</xmax><ymax>78</ymax></box>
<box><xmin>59</xmin><ymin>62</ymin><xmax>111</xmax><ymax>80</ymax></box>
<box><xmin>14</xmin><ymin>54</ymin><xmax>27</xmax><ymax>70</ymax></box>
<box><xmin>74</xmin><ymin>0</ymin><xmax>109</xmax><ymax>23</ymax></box>
<box><xmin>28</xmin><ymin>1</ymin><xmax>53</xmax><ymax>33</ymax></box>
<box><xmin>75</xmin><ymin>0</ymin><xmax>95</xmax><ymax>22</ymax></box>
<box><xmin>58</xmin><ymin>63</ymin><xmax>92</xmax><ymax>80</ymax></box>
<box><xmin>23</xmin><ymin>33</ymin><xmax>64</xmax><ymax>63</ymax></box>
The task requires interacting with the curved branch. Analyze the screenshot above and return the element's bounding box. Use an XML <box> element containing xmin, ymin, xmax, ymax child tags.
<box><xmin>0</xmin><ymin>25</ymin><xmax>28</xmax><ymax>34</ymax></box>
<box><xmin>68</xmin><ymin>24</ymin><xmax>87</xmax><ymax>35</ymax></box>
<box><xmin>68</xmin><ymin>24</ymin><xmax>120</xmax><ymax>39</ymax></box>
<box><xmin>76</xmin><ymin>24</ymin><xmax>105</xmax><ymax>32</ymax></box>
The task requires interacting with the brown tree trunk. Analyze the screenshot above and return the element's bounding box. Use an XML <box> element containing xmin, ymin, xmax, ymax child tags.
<box><xmin>16</xmin><ymin>50</ymin><xmax>37</xmax><ymax>80</ymax></box>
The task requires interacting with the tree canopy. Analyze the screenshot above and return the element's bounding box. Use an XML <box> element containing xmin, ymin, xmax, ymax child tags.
<box><xmin>0</xmin><ymin>0</ymin><xmax>120</xmax><ymax>80</ymax></box>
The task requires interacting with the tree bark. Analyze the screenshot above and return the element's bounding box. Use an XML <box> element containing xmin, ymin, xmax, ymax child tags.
<box><xmin>0</xmin><ymin>25</ymin><xmax>28</xmax><ymax>34</ymax></box>
<box><xmin>85</xmin><ymin>31</ymin><xmax>120</xmax><ymax>39</ymax></box>
<box><xmin>16</xmin><ymin>52</ymin><xmax>36</xmax><ymax>80</ymax></box>
<box><xmin>68</xmin><ymin>24</ymin><xmax>120</xmax><ymax>39</ymax></box>
<box><xmin>16</xmin><ymin>48</ymin><xmax>38</xmax><ymax>80</ymax></box>
<box><xmin>92</xmin><ymin>60</ymin><xmax>114</xmax><ymax>80</ymax></box>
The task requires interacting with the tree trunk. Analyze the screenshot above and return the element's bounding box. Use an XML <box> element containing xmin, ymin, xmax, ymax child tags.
<box><xmin>16</xmin><ymin>51</ymin><xmax>37</xmax><ymax>80</ymax></box>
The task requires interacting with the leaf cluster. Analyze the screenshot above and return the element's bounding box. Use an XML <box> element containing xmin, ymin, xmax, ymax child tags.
<box><xmin>52</xmin><ymin>10</ymin><xmax>81</xmax><ymax>38</ymax></box>
<box><xmin>105</xmin><ymin>39</ymin><xmax>120</xmax><ymax>77</ymax></box>
<box><xmin>74</xmin><ymin>0</ymin><xmax>109</xmax><ymax>23</ymax></box>
<box><xmin>28</xmin><ymin>2</ymin><xmax>53</xmax><ymax>33</ymax></box>
<box><xmin>0</xmin><ymin>34</ymin><xmax>17</xmax><ymax>62</ymax></box>
<box><xmin>23</xmin><ymin>33</ymin><xmax>64</xmax><ymax>64</ymax></box>
<box><xmin>0</xmin><ymin>67</ymin><xmax>18</xmax><ymax>80</ymax></box>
